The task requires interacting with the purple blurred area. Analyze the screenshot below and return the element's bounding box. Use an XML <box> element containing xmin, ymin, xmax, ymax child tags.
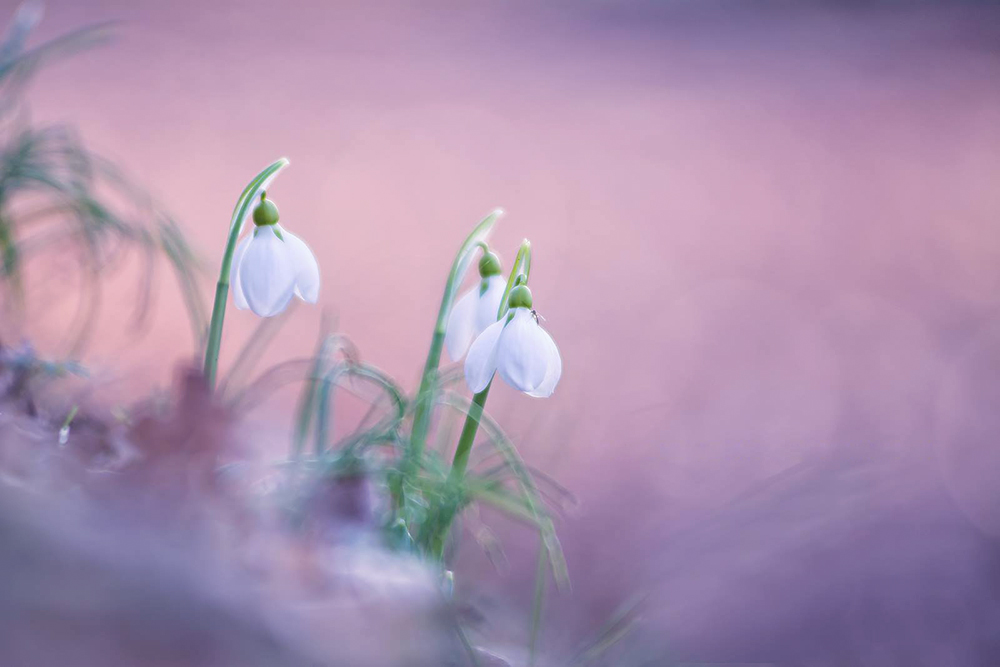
<box><xmin>14</xmin><ymin>0</ymin><xmax>1000</xmax><ymax>664</ymax></box>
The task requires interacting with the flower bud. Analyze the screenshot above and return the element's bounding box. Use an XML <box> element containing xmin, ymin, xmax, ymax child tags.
<box><xmin>478</xmin><ymin>250</ymin><xmax>502</xmax><ymax>277</ymax></box>
<box><xmin>508</xmin><ymin>284</ymin><xmax>533</xmax><ymax>309</ymax></box>
<box><xmin>252</xmin><ymin>193</ymin><xmax>280</xmax><ymax>226</ymax></box>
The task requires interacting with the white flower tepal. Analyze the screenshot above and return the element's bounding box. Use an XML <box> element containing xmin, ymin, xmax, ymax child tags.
<box><xmin>464</xmin><ymin>285</ymin><xmax>561</xmax><ymax>398</ymax></box>
<box><xmin>445</xmin><ymin>274</ymin><xmax>506</xmax><ymax>360</ymax></box>
<box><xmin>230</xmin><ymin>194</ymin><xmax>319</xmax><ymax>318</ymax></box>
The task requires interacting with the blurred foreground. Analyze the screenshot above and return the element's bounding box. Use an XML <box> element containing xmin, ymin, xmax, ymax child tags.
<box><xmin>0</xmin><ymin>365</ymin><xmax>453</xmax><ymax>666</ymax></box>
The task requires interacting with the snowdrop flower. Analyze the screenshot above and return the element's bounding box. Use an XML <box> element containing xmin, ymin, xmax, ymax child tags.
<box><xmin>445</xmin><ymin>250</ymin><xmax>507</xmax><ymax>360</ymax></box>
<box><xmin>230</xmin><ymin>192</ymin><xmax>319</xmax><ymax>317</ymax></box>
<box><xmin>465</xmin><ymin>284</ymin><xmax>561</xmax><ymax>397</ymax></box>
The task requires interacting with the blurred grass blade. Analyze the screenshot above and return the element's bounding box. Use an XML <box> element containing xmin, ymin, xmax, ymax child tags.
<box><xmin>219</xmin><ymin>300</ymin><xmax>297</xmax><ymax>398</ymax></box>
<box><xmin>570</xmin><ymin>594</ymin><xmax>646</xmax><ymax>666</ymax></box>
<box><xmin>529</xmin><ymin>543</ymin><xmax>548</xmax><ymax>666</ymax></box>
<box><xmin>410</xmin><ymin>208</ymin><xmax>503</xmax><ymax>463</ymax></box>
<box><xmin>440</xmin><ymin>393</ymin><xmax>569</xmax><ymax>589</ymax></box>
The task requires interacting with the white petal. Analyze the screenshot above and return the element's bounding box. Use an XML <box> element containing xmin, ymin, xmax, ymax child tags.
<box><xmin>238</xmin><ymin>226</ymin><xmax>296</xmax><ymax>317</ymax></box>
<box><xmin>229</xmin><ymin>234</ymin><xmax>252</xmax><ymax>310</ymax></box>
<box><xmin>497</xmin><ymin>308</ymin><xmax>549</xmax><ymax>393</ymax></box>
<box><xmin>526</xmin><ymin>326</ymin><xmax>561</xmax><ymax>398</ymax></box>
<box><xmin>464</xmin><ymin>318</ymin><xmax>506</xmax><ymax>393</ymax></box>
<box><xmin>474</xmin><ymin>275</ymin><xmax>507</xmax><ymax>333</ymax></box>
<box><xmin>445</xmin><ymin>286</ymin><xmax>478</xmax><ymax>361</ymax></box>
<box><xmin>280</xmin><ymin>226</ymin><xmax>320</xmax><ymax>303</ymax></box>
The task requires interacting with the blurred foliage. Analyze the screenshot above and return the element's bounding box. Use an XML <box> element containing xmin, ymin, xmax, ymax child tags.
<box><xmin>0</xmin><ymin>5</ymin><xmax>596</xmax><ymax>663</ymax></box>
<box><xmin>0</xmin><ymin>1</ymin><xmax>205</xmax><ymax>354</ymax></box>
<box><xmin>220</xmin><ymin>301</ymin><xmax>576</xmax><ymax>663</ymax></box>
<box><xmin>223</xmin><ymin>303</ymin><xmax>575</xmax><ymax>664</ymax></box>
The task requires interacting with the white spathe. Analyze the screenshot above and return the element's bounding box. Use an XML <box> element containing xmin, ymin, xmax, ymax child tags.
<box><xmin>464</xmin><ymin>307</ymin><xmax>561</xmax><ymax>397</ymax></box>
<box><xmin>231</xmin><ymin>224</ymin><xmax>319</xmax><ymax>317</ymax></box>
<box><xmin>445</xmin><ymin>275</ymin><xmax>507</xmax><ymax>360</ymax></box>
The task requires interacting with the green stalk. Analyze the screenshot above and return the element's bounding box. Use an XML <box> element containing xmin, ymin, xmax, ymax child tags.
<box><xmin>448</xmin><ymin>382</ymin><xmax>491</xmax><ymax>481</ymax></box>
<box><xmin>430</xmin><ymin>240</ymin><xmax>532</xmax><ymax>560</ymax></box>
<box><xmin>529</xmin><ymin>542</ymin><xmax>549</xmax><ymax>665</ymax></box>
<box><xmin>448</xmin><ymin>239</ymin><xmax>531</xmax><ymax>479</ymax></box>
<box><xmin>408</xmin><ymin>209</ymin><xmax>503</xmax><ymax>461</ymax></box>
<box><xmin>202</xmin><ymin>158</ymin><xmax>289</xmax><ymax>389</ymax></box>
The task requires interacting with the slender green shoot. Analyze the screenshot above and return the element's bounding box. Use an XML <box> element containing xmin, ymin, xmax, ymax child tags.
<box><xmin>292</xmin><ymin>330</ymin><xmax>356</xmax><ymax>459</ymax></box>
<box><xmin>438</xmin><ymin>392</ymin><xmax>569</xmax><ymax>588</ymax></box>
<box><xmin>426</xmin><ymin>239</ymin><xmax>533</xmax><ymax>559</ymax></box>
<box><xmin>57</xmin><ymin>404</ymin><xmax>79</xmax><ymax>446</ymax></box>
<box><xmin>448</xmin><ymin>381</ymin><xmax>492</xmax><ymax>482</ymax></box>
<box><xmin>405</xmin><ymin>208</ymin><xmax>502</xmax><ymax>490</ymax></box>
<box><xmin>218</xmin><ymin>300</ymin><xmax>297</xmax><ymax>398</ymax></box>
<box><xmin>568</xmin><ymin>594</ymin><xmax>646</xmax><ymax>666</ymax></box>
<box><xmin>529</xmin><ymin>542</ymin><xmax>549</xmax><ymax>665</ymax></box>
<box><xmin>202</xmin><ymin>158</ymin><xmax>289</xmax><ymax>389</ymax></box>
<box><xmin>447</xmin><ymin>239</ymin><xmax>531</xmax><ymax>481</ymax></box>
<box><xmin>314</xmin><ymin>361</ymin><xmax>408</xmax><ymax>457</ymax></box>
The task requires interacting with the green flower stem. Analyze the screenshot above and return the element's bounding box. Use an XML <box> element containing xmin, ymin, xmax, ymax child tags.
<box><xmin>448</xmin><ymin>382</ymin><xmax>491</xmax><ymax>481</ymax></box>
<box><xmin>408</xmin><ymin>209</ymin><xmax>503</xmax><ymax>463</ymax></box>
<box><xmin>529</xmin><ymin>542</ymin><xmax>549</xmax><ymax>665</ymax></box>
<box><xmin>430</xmin><ymin>240</ymin><xmax>531</xmax><ymax>560</ymax></box>
<box><xmin>448</xmin><ymin>238</ymin><xmax>531</xmax><ymax>480</ymax></box>
<box><xmin>202</xmin><ymin>158</ymin><xmax>289</xmax><ymax>389</ymax></box>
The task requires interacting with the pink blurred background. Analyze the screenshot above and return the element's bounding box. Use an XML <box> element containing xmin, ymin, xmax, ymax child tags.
<box><xmin>17</xmin><ymin>0</ymin><xmax>1000</xmax><ymax>663</ymax></box>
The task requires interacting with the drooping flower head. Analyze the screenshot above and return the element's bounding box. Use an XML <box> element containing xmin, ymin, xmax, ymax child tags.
<box><xmin>445</xmin><ymin>248</ymin><xmax>506</xmax><ymax>360</ymax></box>
<box><xmin>230</xmin><ymin>192</ymin><xmax>320</xmax><ymax>317</ymax></box>
<box><xmin>464</xmin><ymin>283</ymin><xmax>561</xmax><ymax>398</ymax></box>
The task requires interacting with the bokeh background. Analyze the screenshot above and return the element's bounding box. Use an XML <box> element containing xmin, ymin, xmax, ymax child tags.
<box><xmin>16</xmin><ymin>0</ymin><xmax>1000</xmax><ymax>663</ymax></box>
